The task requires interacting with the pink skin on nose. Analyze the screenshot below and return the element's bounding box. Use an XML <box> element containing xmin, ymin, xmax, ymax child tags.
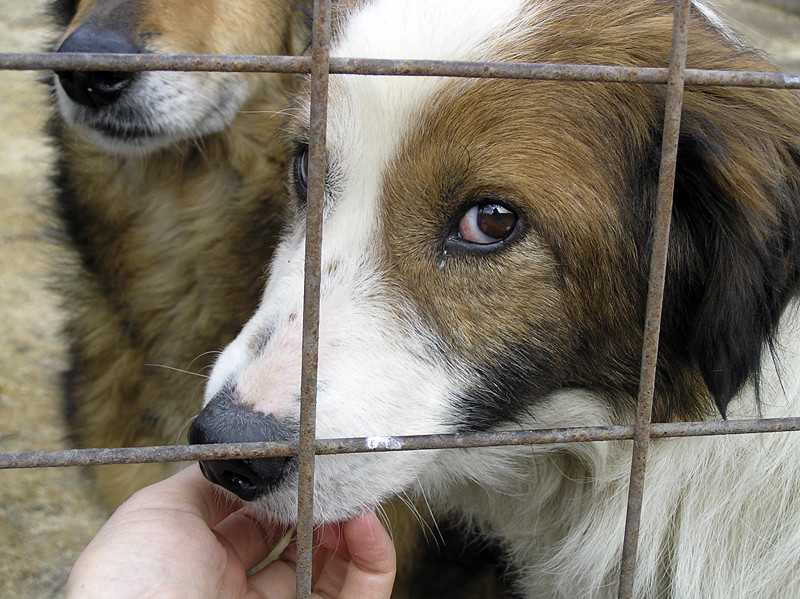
<box><xmin>234</xmin><ymin>295</ymin><xmax>348</xmax><ymax>421</ymax></box>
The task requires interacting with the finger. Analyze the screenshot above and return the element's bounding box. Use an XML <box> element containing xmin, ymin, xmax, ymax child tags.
<box><xmin>123</xmin><ymin>464</ymin><xmax>243</xmax><ymax>529</ymax></box>
<box><xmin>245</xmin><ymin>544</ymin><xmax>302</xmax><ymax>599</ymax></box>
<box><xmin>310</xmin><ymin>522</ymin><xmax>352</xmax><ymax>592</ymax></box>
<box><xmin>316</xmin><ymin>522</ymin><xmax>350</xmax><ymax>561</ymax></box>
<box><xmin>315</xmin><ymin>512</ymin><xmax>396</xmax><ymax>599</ymax></box>
<box><xmin>247</xmin><ymin>534</ymin><xmax>342</xmax><ymax>598</ymax></box>
<box><xmin>213</xmin><ymin>510</ymin><xmax>291</xmax><ymax>573</ymax></box>
<box><xmin>344</xmin><ymin>511</ymin><xmax>396</xmax><ymax>574</ymax></box>
<box><xmin>339</xmin><ymin>511</ymin><xmax>396</xmax><ymax>598</ymax></box>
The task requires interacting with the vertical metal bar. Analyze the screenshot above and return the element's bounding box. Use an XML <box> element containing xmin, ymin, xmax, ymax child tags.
<box><xmin>296</xmin><ymin>0</ymin><xmax>332</xmax><ymax>597</ymax></box>
<box><xmin>616</xmin><ymin>1</ymin><xmax>690</xmax><ymax>597</ymax></box>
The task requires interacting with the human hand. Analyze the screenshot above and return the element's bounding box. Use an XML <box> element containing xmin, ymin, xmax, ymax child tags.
<box><xmin>65</xmin><ymin>464</ymin><xmax>396</xmax><ymax>598</ymax></box>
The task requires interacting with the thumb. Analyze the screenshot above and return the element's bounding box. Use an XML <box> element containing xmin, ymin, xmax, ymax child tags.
<box><xmin>336</xmin><ymin>511</ymin><xmax>396</xmax><ymax>598</ymax></box>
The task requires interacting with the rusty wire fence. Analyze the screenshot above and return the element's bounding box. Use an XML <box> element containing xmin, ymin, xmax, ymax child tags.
<box><xmin>3</xmin><ymin>0</ymin><xmax>800</xmax><ymax>597</ymax></box>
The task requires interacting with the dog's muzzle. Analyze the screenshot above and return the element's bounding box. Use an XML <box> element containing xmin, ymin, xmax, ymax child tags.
<box><xmin>188</xmin><ymin>390</ymin><xmax>297</xmax><ymax>501</ymax></box>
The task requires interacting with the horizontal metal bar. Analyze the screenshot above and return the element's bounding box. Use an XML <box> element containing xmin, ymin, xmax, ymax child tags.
<box><xmin>1</xmin><ymin>418</ymin><xmax>798</xmax><ymax>470</ymax></box>
<box><xmin>1</xmin><ymin>52</ymin><xmax>798</xmax><ymax>89</ymax></box>
<box><xmin>0</xmin><ymin>52</ymin><xmax>310</xmax><ymax>74</ymax></box>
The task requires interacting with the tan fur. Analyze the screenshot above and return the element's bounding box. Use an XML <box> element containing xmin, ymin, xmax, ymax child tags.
<box><xmin>53</xmin><ymin>0</ymin><xmax>306</xmax><ymax>508</ymax></box>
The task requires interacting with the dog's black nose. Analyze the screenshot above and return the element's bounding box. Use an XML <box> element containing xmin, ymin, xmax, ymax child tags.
<box><xmin>55</xmin><ymin>22</ymin><xmax>140</xmax><ymax>108</ymax></box>
<box><xmin>188</xmin><ymin>390</ymin><xmax>295</xmax><ymax>502</ymax></box>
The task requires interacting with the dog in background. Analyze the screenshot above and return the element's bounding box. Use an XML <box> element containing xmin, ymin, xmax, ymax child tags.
<box><xmin>49</xmin><ymin>1</ymin><xmax>510</xmax><ymax>596</ymax></box>
<box><xmin>49</xmin><ymin>0</ymin><xmax>310</xmax><ymax>507</ymax></box>
<box><xmin>189</xmin><ymin>0</ymin><xmax>800</xmax><ymax>596</ymax></box>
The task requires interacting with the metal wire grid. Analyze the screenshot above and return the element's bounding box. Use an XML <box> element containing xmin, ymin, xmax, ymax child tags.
<box><xmin>3</xmin><ymin>0</ymin><xmax>800</xmax><ymax>596</ymax></box>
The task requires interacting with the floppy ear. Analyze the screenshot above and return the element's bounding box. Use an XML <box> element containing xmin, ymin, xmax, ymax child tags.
<box><xmin>665</xmin><ymin>88</ymin><xmax>800</xmax><ymax>416</ymax></box>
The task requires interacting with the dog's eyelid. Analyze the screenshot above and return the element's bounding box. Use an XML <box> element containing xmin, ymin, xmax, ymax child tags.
<box><xmin>442</xmin><ymin>233</ymin><xmax>524</xmax><ymax>258</ymax></box>
<box><xmin>444</xmin><ymin>197</ymin><xmax>523</xmax><ymax>250</ymax></box>
<box><xmin>291</xmin><ymin>143</ymin><xmax>309</xmax><ymax>205</ymax></box>
<box><xmin>290</xmin><ymin>138</ymin><xmax>309</xmax><ymax>152</ymax></box>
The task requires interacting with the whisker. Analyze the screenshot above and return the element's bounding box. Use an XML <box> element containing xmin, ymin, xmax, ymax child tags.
<box><xmin>188</xmin><ymin>350</ymin><xmax>222</xmax><ymax>370</ymax></box>
<box><xmin>411</xmin><ymin>478</ymin><xmax>445</xmax><ymax>547</ymax></box>
<box><xmin>144</xmin><ymin>363</ymin><xmax>208</xmax><ymax>379</ymax></box>
<box><xmin>238</xmin><ymin>108</ymin><xmax>295</xmax><ymax>120</ymax></box>
<box><xmin>175</xmin><ymin>415</ymin><xmax>199</xmax><ymax>444</ymax></box>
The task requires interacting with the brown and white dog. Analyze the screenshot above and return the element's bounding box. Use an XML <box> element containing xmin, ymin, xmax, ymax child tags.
<box><xmin>189</xmin><ymin>0</ymin><xmax>800</xmax><ymax>596</ymax></box>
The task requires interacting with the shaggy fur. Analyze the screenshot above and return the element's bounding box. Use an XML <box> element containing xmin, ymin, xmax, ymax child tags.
<box><xmin>50</xmin><ymin>0</ymin><xmax>309</xmax><ymax>507</ymax></box>
<box><xmin>189</xmin><ymin>0</ymin><xmax>800</xmax><ymax>596</ymax></box>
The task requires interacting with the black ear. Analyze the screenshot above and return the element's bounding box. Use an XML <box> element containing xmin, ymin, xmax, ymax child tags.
<box><xmin>665</xmin><ymin>90</ymin><xmax>800</xmax><ymax>416</ymax></box>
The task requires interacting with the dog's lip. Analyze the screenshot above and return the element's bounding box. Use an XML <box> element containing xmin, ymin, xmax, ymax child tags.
<box><xmin>91</xmin><ymin>119</ymin><xmax>165</xmax><ymax>142</ymax></box>
<box><xmin>61</xmin><ymin>100</ymin><xmax>168</xmax><ymax>142</ymax></box>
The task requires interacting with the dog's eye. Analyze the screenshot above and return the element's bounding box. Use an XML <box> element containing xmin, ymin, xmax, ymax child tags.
<box><xmin>457</xmin><ymin>203</ymin><xmax>518</xmax><ymax>244</ymax></box>
<box><xmin>293</xmin><ymin>146</ymin><xmax>309</xmax><ymax>200</ymax></box>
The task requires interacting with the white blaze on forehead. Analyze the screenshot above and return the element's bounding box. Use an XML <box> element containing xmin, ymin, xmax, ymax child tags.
<box><xmin>320</xmin><ymin>0</ymin><xmax>529</xmax><ymax>233</ymax></box>
<box><xmin>334</xmin><ymin>0</ymin><xmax>527</xmax><ymax>61</ymax></box>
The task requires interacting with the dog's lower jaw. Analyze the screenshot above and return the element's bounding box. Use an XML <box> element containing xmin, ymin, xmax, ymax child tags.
<box><xmin>246</xmin><ymin>388</ymin><xmax>622</xmax><ymax>529</ymax></box>
<box><xmin>242</xmin><ymin>449</ymin><xmax>442</xmax><ymax>526</ymax></box>
<box><xmin>53</xmin><ymin>70</ymin><xmax>250</xmax><ymax>154</ymax></box>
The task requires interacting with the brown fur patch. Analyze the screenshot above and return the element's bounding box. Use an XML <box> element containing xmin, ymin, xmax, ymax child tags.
<box><xmin>380</xmin><ymin>0</ymin><xmax>800</xmax><ymax>426</ymax></box>
<box><xmin>57</xmin><ymin>0</ymin><xmax>305</xmax><ymax>56</ymax></box>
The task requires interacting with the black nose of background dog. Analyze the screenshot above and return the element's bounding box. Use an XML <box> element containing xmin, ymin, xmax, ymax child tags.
<box><xmin>55</xmin><ymin>22</ymin><xmax>140</xmax><ymax>108</ymax></box>
<box><xmin>188</xmin><ymin>390</ymin><xmax>296</xmax><ymax>502</ymax></box>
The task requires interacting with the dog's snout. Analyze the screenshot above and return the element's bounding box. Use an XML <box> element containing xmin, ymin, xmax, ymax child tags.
<box><xmin>188</xmin><ymin>389</ymin><xmax>296</xmax><ymax>502</ymax></box>
<box><xmin>55</xmin><ymin>23</ymin><xmax>140</xmax><ymax>108</ymax></box>
<box><xmin>196</xmin><ymin>455</ymin><xmax>288</xmax><ymax>502</ymax></box>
